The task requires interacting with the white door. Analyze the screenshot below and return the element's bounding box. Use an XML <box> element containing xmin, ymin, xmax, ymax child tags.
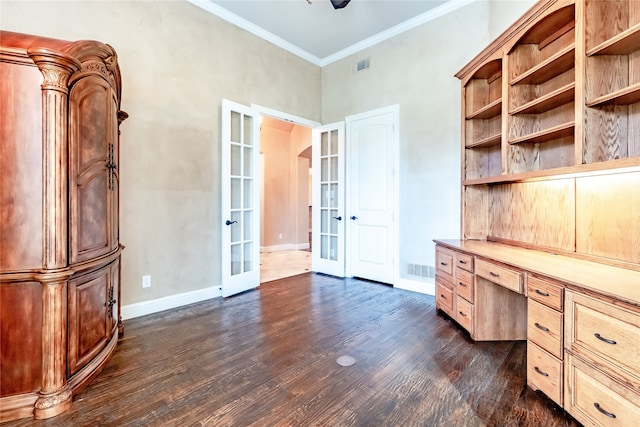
<box><xmin>311</xmin><ymin>122</ymin><xmax>345</xmax><ymax>277</ymax></box>
<box><xmin>221</xmin><ymin>99</ymin><xmax>260</xmax><ymax>297</ymax></box>
<box><xmin>346</xmin><ymin>106</ymin><xmax>398</xmax><ymax>284</ymax></box>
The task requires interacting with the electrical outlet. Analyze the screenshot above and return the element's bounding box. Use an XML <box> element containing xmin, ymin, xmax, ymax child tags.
<box><xmin>142</xmin><ymin>275</ymin><xmax>151</xmax><ymax>288</ymax></box>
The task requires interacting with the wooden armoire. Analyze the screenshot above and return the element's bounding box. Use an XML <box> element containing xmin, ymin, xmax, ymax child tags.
<box><xmin>0</xmin><ymin>31</ymin><xmax>127</xmax><ymax>421</ymax></box>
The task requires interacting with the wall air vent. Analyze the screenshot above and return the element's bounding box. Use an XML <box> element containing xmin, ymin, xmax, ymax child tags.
<box><xmin>407</xmin><ymin>264</ymin><xmax>435</xmax><ymax>279</ymax></box>
<box><xmin>356</xmin><ymin>57</ymin><xmax>370</xmax><ymax>72</ymax></box>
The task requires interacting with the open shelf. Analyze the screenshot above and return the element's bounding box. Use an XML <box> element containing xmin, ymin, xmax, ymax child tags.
<box><xmin>586</xmin><ymin>82</ymin><xmax>640</xmax><ymax>107</ymax></box>
<box><xmin>587</xmin><ymin>23</ymin><xmax>640</xmax><ymax>56</ymax></box>
<box><xmin>466</xmin><ymin>98</ymin><xmax>502</xmax><ymax>120</ymax></box>
<box><xmin>463</xmin><ymin>156</ymin><xmax>640</xmax><ymax>186</ymax></box>
<box><xmin>466</xmin><ymin>133</ymin><xmax>501</xmax><ymax>148</ymax></box>
<box><xmin>510</xmin><ymin>44</ymin><xmax>575</xmax><ymax>86</ymax></box>
<box><xmin>510</xmin><ymin>83</ymin><xmax>575</xmax><ymax>115</ymax></box>
<box><xmin>508</xmin><ymin>122</ymin><xmax>574</xmax><ymax>145</ymax></box>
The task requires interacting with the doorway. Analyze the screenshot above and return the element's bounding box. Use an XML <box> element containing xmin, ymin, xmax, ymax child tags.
<box><xmin>258</xmin><ymin>113</ymin><xmax>317</xmax><ymax>283</ymax></box>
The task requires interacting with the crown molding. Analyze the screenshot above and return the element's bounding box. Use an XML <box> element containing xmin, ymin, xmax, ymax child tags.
<box><xmin>320</xmin><ymin>0</ymin><xmax>477</xmax><ymax>66</ymax></box>
<box><xmin>187</xmin><ymin>0</ymin><xmax>477</xmax><ymax>67</ymax></box>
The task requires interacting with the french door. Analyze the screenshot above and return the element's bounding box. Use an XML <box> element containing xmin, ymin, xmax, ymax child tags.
<box><xmin>221</xmin><ymin>99</ymin><xmax>260</xmax><ymax>297</ymax></box>
<box><xmin>311</xmin><ymin>107</ymin><xmax>397</xmax><ymax>285</ymax></box>
<box><xmin>311</xmin><ymin>122</ymin><xmax>345</xmax><ymax>277</ymax></box>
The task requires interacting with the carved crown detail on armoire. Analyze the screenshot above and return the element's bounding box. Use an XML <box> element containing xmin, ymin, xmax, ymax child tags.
<box><xmin>0</xmin><ymin>31</ymin><xmax>127</xmax><ymax>421</ymax></box>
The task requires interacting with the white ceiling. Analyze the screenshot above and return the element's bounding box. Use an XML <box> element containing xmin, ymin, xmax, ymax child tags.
<box><xmin>188</xmin><ymin>0</ymin><xmax>472</xmax><ymax>66</ymax></box>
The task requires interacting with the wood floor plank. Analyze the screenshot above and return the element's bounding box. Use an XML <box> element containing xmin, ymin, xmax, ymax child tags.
<box><xmin>4</xmin><ymin>273</ymin><xmax>580</xmax><ymax>426</ymax></box>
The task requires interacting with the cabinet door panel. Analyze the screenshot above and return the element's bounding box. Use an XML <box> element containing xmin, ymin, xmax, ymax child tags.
<box><xmin>69</xmin><ymin>76</ymin><xmax>117</xmax><ymax>263</ymax></box>
<box><xmin>68</xmin><ymin>265</ymin><xmax>110</xmax><ymax>375</ymax></box>
<box><xmin>0</xmin><ymin>282</ymin><xmax>42</xmax><ymax>395</ymax></box>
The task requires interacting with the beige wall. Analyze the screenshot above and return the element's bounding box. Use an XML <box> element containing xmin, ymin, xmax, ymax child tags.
<box><xmin>1</xmin><ymin>0</ymin><xmax>321</xmax><ymax>305</ymax></box>
<box><xmin>320</xmin><ymin>0</ymin><xmax>535</xmax><ymax>284</ymax></box>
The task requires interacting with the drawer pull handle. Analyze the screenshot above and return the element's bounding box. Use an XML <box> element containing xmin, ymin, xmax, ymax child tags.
<box><xmin>440</xmin><ymin>262</ymin><xmax>448</xmax><ymax>266</ymax></box>
<box><xmin>458</xmin><ymin>260</ymin><xmax>467</xmax><ymax>264</ymax></box>
<box><xmin>489</xmin><ymin>271</ymin><xmax>500</xmax><ymax>277</ymax></box>
<box><xmin>594</xmin><ymin>402</ymin><xmax>616</xmax><ymax>419</ymax></box>
<box><xmin>458</xmin><ymin>282</ymin><xmax>467</xmax><ymax>287</ymax></box>
<box><xmin>594</xmin><ymin>333</ymin><xmax>617</xmax><ymax>345</ymax></box>
<box><xmin>440</xmin><ymin>295</ymin><xmax>447</xmax><ymax>299</ymax></box>
<box><xmin>534</xmin><ymin>289</ymin><xmax>550</xmax><ymax>297</ymax></box>
<box><xmin>458</xmin><ymin>311</ymin><xmax>467</xmax><ymax>317</ymax></box>
<box><xmin>533</xmin><ymin>366</ymin><xmax>549</xmax><ymax>377</ymax></box>
<box><xmin>534</xmin><ymin>322</ymin><xmax>549</xmax><ymax>332</ymax></box>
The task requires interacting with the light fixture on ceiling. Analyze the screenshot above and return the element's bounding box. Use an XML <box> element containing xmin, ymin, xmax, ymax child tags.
<box><xmin>305</xmin><ymin>0</ymin><xmax>351</xmax><ymax>9</ymax></box>
<box><xmin>330</xmin><ymin>0</ymin><xmax>351</xmax><ymax>9</ymax></box>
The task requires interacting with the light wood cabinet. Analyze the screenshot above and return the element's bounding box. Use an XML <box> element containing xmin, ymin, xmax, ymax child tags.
<box><xmin>564</xmin><ymin>290</ymin><xmax>640</xmax><ymax>426</ymax></box>
<box><xmin>434</xmin><ymin>240</ymin><xmax>640</xmax><ymax>425</ymax></box>
<box><xmin>0</xmin><ymin>31</ymin><xmax>126</xmax><ymax>421</ymax></box>
<box><xmin>565</xmin><ymin>291</ymin><xmax>640</xmax><ymax>391</ymax></box>
<box><xmin>435</xmin><ymin>245</ymin><xmax>527</xmax><ymax>342</ymax></box>
<box><xmin>565</xmin><ymin>352</ymin><xmax>640</xmax><ymax>427</ymax></box>
<box><xmin>441</xmin><ymin>0</ymin><xmax>640</xmax><ymax>424</ymax></box>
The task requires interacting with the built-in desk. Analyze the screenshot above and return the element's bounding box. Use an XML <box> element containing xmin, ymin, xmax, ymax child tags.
<box><xmin>434</xmin><ymin>239</ymin><xmax>640</xmax><ymax>426</ymax></box>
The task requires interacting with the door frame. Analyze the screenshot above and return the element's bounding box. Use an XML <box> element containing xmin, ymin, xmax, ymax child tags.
<box><xmin>252</xmin><ymin>104</ymin><xmax>320</xmax><ymax>129</ymax></box>
<box><xmin>251</xmin><ymin>104</ymin><xmax>320</xmax><ymax>281</ymax></box>
<box><xmin>345</xmin><ymin>104</ymin><xmax>400</xmax><ymax>285</ymax></box>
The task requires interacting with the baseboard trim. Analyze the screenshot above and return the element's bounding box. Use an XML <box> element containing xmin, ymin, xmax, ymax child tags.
<box><xmin>121</xmin><ymin>277</ymin><xmax>430</xmax><ymax>320</ymax></box>
<box><xmin>394</xmin><ymin>278</ymin><xmax>435</xmax><ymax>295</ymax></box>
<box><xmin>121</xmin><ymin>286</ymin><xmax>222</xmax><ymax>320</ymax></box>
<box><xmin>261</xmin><ymin>243</ymin><xmax>309</xmax><ymax>252</ymax></box>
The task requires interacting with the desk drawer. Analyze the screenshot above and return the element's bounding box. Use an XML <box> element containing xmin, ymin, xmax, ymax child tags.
<box><xmin>527</xmin><ymin>341</ymin><xmax>562</xmax><ymax>406</ymax></box>
<box><xmin>454</xmin><ymin>252</ymin><xmax>474</xmax><ymax>272</ymax></box>
<box><xmin>476</xmin><ymin>258</ymin><xmax>523</xmax><ymax>294</ymax></box>
<box><xmin>527</xmin><ymin>275</ymin><xmax>563</xmax><ymax>311</ymax></box>
<box><xmin>566</xmin><ymin>291</ymin><xmax>640</xmax><ymax>381</ymax></box>
<box><xmin>565</xmin><ymin>353</ymin><xmax>640</xmax><ymax>427</ymax></box>
<box><xmin>456</xmin><ymin>268</ymin><xmax>474</xmax><ymax>303</ymax></box>
<box><xmin>456</xmin><ymin>296</ymin><xmax>473</xmax><ymax>333</ymax></box>
<box><xmin>436</xmin><ymin>277</ymin><xmax>454</xmax><ymax>317</ymax></box>
<box><xmin>436</xmin><ymin>248</ymin><xmax>454</xmax><ymax>278</ymax></box>
<box><xmin>528</xmin><ymin>299</ymin><xmax>563</xmax><ymax>359</ymax></box>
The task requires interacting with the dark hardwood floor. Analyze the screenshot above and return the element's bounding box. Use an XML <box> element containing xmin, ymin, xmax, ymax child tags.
<box><xmin>6</xmin><ymin>273</ymin><xmax>580</xmax><ymax>426</ymax></box>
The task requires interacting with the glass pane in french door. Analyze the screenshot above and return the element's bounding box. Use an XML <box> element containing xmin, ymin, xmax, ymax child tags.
<box><xmin>230</xmin><ymin>114</ymin><xmax>255</xmax><ymax>276</ymax></box>
<box><xmin>319</xmin><ymin>129</ymin><xmax>340</xmax><ymax>261</ymax></box>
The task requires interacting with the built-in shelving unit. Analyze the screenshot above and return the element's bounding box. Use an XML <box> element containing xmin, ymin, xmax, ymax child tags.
<box><xmin>506</xmin><ymin>4</ymin><xmax>576</xmax><ymax>174</ymax></box>
<box><xmin>462</xmin><ymin>58</ymin><xmax>503</xmax><ymax>180</ymax></box>
<box><xmin>457</xmin><ymin>0</ymin><xmax>640</xmax><ymax>188</ymax></box>
<box><xmin>450</xmin><ymin>5</ymin><xmax>640</xmax><ymax>423</ymax></box>
<box><xmin>455</xmin><ymin>0</ymin><xmax>640</xmax><ymax>260</ymax></box>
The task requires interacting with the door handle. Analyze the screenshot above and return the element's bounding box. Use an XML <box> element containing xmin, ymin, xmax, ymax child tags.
<box><xmin>333</xmin><ymin>216</ymin><xmax>342</xmax><ymax>221</ymax></box>
<box><xmin>350</xmin><ymin>216</ymin><xmax>358</xmax><ymax>220</ymax></box>
<box><xmin>225</xmin><ymin>220</ymin><xmax>237</xmax><ymax>226</ymax></box>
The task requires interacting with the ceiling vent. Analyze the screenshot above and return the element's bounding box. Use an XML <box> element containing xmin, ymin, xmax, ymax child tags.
<box><xmin>355</xmin><ymin>57</ymin><xmax>370</xmax><ymax>72</ymax></box>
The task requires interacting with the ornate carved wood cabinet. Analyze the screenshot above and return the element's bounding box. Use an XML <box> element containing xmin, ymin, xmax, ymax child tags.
<box><xmin>0</xmin><ymin>31</ymin><xmax>127</xmax><ymax>421</ymax></box>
